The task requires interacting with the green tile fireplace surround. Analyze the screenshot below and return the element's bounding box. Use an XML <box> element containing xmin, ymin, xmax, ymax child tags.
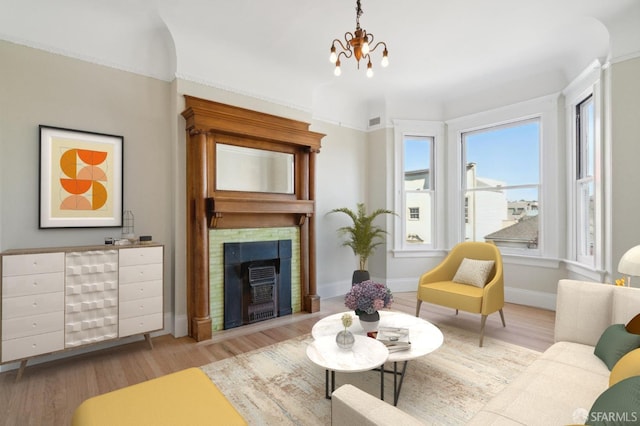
<box><xmin>209</xmin><ymin>227</ymin><xmax>301</xmax><ymax>331</ymax></box>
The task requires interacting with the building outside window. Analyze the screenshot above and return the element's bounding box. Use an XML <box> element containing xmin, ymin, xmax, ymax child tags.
<box><xmin>462</xmin><ymin>119</ymin><xmax>540</xmax><ymax>250</ymax></box>
<box><xmin>404</xmin><ymin>136</ymin><xmax>433</xmax><ymax>245</ymax></box>
<box><xmin>409</xmin><ymin>207</ymin><xmax>420</xmax><ymax>220</ymax></box>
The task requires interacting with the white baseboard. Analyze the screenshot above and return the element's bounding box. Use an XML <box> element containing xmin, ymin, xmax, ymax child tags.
<box><xmin>504</xmin><ymin>286</ymin><xmax>557</xmax><ymax>311</ymax></box>
<box><xmin>317</xmin><ymin>278</ymin><xmax>557</xmax><ymax>311</ymax></box>
<box><xmin>383</xmin><ymin>278</ymin><xmax>557</xmax><ymax>311</ymax></box>
<box><xmin>317</xmin><ymin>279</ymin><xmax>350</xmax><ymax>300</ymax></box>
<box><xmin>173</xmin><ymin>313</ymin><xmax>189</xmax><ymax>338</ymax></box>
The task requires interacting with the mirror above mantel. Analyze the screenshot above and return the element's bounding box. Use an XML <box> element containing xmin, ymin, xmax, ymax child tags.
<box><xmin>216</xmin><ymin>144</ymin><xmax>294</xmax><ymax>194</ymax></box>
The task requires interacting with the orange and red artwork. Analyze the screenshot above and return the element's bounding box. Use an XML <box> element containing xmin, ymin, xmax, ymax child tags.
<box><xmin>59</xmin><ymin>148</ymin><xmax>109</xmax><ymax>210</ymax></box>
<box><xmin>40</xmin><ymin>125</ymin><xmax>123</xmax><ymax>228</ymax></box>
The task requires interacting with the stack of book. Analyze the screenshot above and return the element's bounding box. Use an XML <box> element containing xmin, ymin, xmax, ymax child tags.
<box><xmin>376</xmin><ymin>326</ymin><xmax>411</xmax><ymax>352</ymax></box>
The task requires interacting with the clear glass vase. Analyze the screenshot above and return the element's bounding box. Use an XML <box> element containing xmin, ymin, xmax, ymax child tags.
<box><xmin>335</xmin><ymin>330</ymin><xmax>355</xmax><ymax>349</ymax></box>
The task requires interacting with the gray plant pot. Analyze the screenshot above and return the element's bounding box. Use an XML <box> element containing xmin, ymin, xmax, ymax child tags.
<box><xmin>352</xmin><ymin>270</ymin><xmax>370</xmax><ymax>285</ymax></box>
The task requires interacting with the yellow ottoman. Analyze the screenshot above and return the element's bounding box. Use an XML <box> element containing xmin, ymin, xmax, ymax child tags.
<box><xmin>72</xmin><ymin>368</ymin><xmax>247</xmax><ymax>426</ymax></box>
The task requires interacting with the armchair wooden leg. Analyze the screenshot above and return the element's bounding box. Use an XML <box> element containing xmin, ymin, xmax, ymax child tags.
<box><xmin>415</xmin><ymin>300</ymin><xmax>422</xmax><ymax>317</ymax></box>
<box><xmin>479</xmin><ymin>315</ymin><xmax>488</xmax><ymax>347</ymax></box>
<box><xmin>455</xmin><ymin>309</ymin><xmax>459</xmax><ymax>315</ymax></box>
<box><xmin>499</xmin><ymin>309</ymin><xmax>506</xmax><ymax>327</ymax></box>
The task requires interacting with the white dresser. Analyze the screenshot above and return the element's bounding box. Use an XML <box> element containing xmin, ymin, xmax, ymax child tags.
<box><xmin>1</xmin><ymin>252</ymin><xmax>65</xmax><ymax>363</ymax></box>
<box><xmin>118</xmin><ymin>246</ymin><xmax>164</xmax><ymax>338</ymax></box>
<box><xmin>1</xmin><ymin>244</ymin><xmax>164</xmax><ymax>378</ymax></box>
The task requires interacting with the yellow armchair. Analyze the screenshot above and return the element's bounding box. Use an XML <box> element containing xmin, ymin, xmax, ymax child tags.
<box><xmin>415</xmin><ymin>241</ymin><xmax>505</xmax><ymax>347</ymax></box>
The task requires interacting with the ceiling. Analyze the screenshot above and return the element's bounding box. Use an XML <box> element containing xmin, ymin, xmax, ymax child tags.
<box><xmin>1</xmin><ymin>0</ymin><xmax>639</xmax><ymax>125</ymax></box>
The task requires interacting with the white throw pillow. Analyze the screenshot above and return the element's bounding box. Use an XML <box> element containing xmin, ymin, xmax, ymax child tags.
<box><xmin>452</xmin><ymin>258</ymin><xmax>495</xmax><ymax>288</ymax></box>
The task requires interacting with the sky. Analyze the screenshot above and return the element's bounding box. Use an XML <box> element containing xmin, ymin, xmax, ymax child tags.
<box><xmin>405</xmin><ymin>120</ymin><xmax>540</xmax><ymax>201</ymax></box>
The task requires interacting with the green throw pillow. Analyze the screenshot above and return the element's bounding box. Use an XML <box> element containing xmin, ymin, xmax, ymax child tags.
<box><xmin>586</xmin><ymin>376</ymin><xmax>640</xmax><ymax>425</ymax></box>
<box><xmin>594</xmin><ymin>324</ymin><xmax>640</xmax><ymax>370</ymax></box>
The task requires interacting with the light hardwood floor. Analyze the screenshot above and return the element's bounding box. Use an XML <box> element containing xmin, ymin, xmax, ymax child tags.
<box><xmin>0</xmin><ymin>292</ymin><xmax>555</xmax><ymax>426</ymax></box>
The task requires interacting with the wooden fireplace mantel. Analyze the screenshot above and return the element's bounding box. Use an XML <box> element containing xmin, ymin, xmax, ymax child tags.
<box><xmin>182</xmin><ymin>96</ymin><xmax>324</xmax><ymax>341</ymax></box>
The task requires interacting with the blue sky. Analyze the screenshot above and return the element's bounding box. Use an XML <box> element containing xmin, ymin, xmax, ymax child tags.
<box><xmin>405</xmin><ymin>120</ymin><xmax>540</xmax><ymax>201</ymax></box>
<box><xmin>465</xmin><ymin>121</ymin><xmax>539</xmax><ymax>186</ymax></box>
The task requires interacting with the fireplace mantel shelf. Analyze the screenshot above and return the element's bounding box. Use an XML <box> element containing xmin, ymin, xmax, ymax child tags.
<box><xmin>206</xmin><ymin>196</ymin><xmax>314</xmax><ymax>228</ymax></box>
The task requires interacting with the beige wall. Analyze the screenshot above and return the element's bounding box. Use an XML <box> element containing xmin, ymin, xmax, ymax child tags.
<box><xmin>611</xmin><ymin>57</ymin><xmax>640</xmax><ymax>278</ymax></box>
<box><xmin>0</xmin><ymin>41</ymin><xmax>174</xmax><ymax>320</ymax></box>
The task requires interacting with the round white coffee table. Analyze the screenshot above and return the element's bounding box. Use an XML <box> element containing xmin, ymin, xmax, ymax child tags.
<box><xmin>312</xmin><ymin>310</ymin><xmax>444</xmax><ymax>405</ymax></box>
<box><xmin>306</xmin><ymin>334</ymin><xmax>389</xmax><ymax>399</ymax></box>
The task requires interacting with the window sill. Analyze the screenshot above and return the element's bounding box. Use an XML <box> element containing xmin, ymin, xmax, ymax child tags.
<box><xmin>392</xmin><ymin>249</ymin><xmax>448</xmax><ymax>258</ymax></box>
<box><xmin>502</xmin><ymin>254</ymin><xmax>561</xmax><ymax>269</ymax></box>
<box><xmin>563</xmin><ymin>260</ymin><xmax>607</xmax><ymax>281</ymax></box>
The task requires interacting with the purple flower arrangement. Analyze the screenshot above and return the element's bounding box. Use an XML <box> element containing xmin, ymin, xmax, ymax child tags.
<box><xmin>344</xmin><ymin>280</ymin><xmax>393</xmax><ymax>316</ymax></box>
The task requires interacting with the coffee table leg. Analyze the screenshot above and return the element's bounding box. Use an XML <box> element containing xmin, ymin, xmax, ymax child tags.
<box><xmin>325</xmin><ymin>369</ymin><xmax>330</xmax><ymax>399</ymax></box>
<box><xmin>393</xmin><ymin>361</ymin><xmax>409</xmax><ymax>406</ymax></box>
<box><xmin>380</xmin><ymin>364</ymin><xmax>385</xmax><ymax>400</ymax></box>
<box><xmin>325</xmin><ymin>369</ymin><xmax>338</xmax><ymax>399</ymax></box>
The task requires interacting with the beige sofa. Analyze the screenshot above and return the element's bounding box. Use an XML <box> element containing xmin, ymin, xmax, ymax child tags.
<box><xmin>331</xmin><ymin>279</ymin><xmax>640</xmax><ymax>425</ymax></box>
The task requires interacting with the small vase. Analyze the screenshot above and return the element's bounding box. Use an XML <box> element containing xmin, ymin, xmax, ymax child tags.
<box><xmin>352</xmin><ymin>270</ymin><xmax>371</xmax><ymax>285</ymax></box>
<box><xmin>336</xmin><ymin>330</ymin><xmax>355</xmax><ymax>349</ymax></box>
<box><xmin>358</xmin><ymin>311</ymin><xmax>380</xmax><ymax>333</ymax></box>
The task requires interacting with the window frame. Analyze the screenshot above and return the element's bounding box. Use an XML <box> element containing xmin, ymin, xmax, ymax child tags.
<box><xmin>392</xmin><ymin>120</ymin><xmax>445</xmax><ymax>255</ymax></box>
<box><xmin>563</xmin><ymin>61</ymin><xmax>605</xmax><ymax>276</ymax></box>
<box><xmin>461</xmin><ymin>118</ymin><xmax>542</xmax><ymax>254</ymax></box>
<box><xmin>446</xmin><ymin>95</ymin><xmax>560</xmax><ymax>260</ymax></box>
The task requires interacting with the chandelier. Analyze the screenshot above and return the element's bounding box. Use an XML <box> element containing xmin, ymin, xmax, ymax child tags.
<box><xmin>329</xmin><ymin>0</ymin><xmax>389</xmax><ymax>78</ymax></box>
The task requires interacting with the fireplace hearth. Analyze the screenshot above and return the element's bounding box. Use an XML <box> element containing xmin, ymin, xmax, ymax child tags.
<box><xmin>223</xmin><ymin>240</ymin><xmax>292</xmax><ymax>329</ymax></box>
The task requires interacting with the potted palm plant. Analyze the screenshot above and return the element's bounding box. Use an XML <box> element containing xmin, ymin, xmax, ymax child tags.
<box><xmin>330</xmin><ymin>203</ymin><xmax>395</xmax><ymax>284</ymax></box>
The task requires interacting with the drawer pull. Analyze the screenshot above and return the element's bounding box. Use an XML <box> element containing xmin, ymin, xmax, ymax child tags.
<box><xmin>32</xmin><ymin>322</ymin><xmax>38</xmax><ymax>328</ymax></box>
<box><xmin>32</xmin><ymin>302</ymin><xmax>38</xmax><ymax>307</ymax></box>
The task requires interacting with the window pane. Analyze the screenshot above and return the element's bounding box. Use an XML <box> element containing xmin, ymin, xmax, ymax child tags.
<box><xmin>404</xmin><ymin>137</ymin><xmax>432</xmax><ymax>190</ymax></box>
<box><xmin>463</xmin><ymin>119</ymin><xmax>540</xmax><ymax>251</ymax></box>
<box><xmin>465</xmin><ymin>187</ymin><xmax>539</xmax><ymax>249</ymax></box>
<box><xmin>578</xmin><ymin>97</ymin><xmax>595</xmax><ymax>179</ymax></box>
<box><xmin>464</xmin><ymin>121</ymin><xmax>539</xmax><ymax>189</ymax></box>
<box><xmin>406</xmin><ymin>192</ymin><xmax>432</xmax><ymax>244</ymax></box>
<box><xmin>403</xmin><ymin>135</ymin><xmax>433</xmax><ymax>247</ymax></box>
<box><xmin>577</xmin><ymin>180</ymin><xmax>595</xmax><ymax>257</ymax></box>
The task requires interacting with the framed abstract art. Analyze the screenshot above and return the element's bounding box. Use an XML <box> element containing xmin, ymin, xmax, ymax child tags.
<box><xmin>39</xmin><ymin>125</ymin><xmax>123</xmax><ymax>228</ymax></box>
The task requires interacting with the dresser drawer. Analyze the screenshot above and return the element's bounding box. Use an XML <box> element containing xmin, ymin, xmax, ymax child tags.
<box><xmin>2</xmin><ymin>311</ymin><xmax>64</xmax><ymax>340</ymax></box>
<box><xmin>2</xmin><ymin>292</ymin><xmax>64</xmax><ymax>320</ymax></box>
<box><xmin>119</xmin><ymin>246</ymin><xmax>163</xmax><ymax>267</ymax></box>
<box><xmin>119</xmin><ymin>264</ymin><xmax>163</xmax><ymax>285</ymax></box>
<box><xmin>2</xmin><ymin>252</ymin><xmax>64</xmax><ymax>277</ymax></box>
<box><xmin>2</xmin><ymin>272</ymin><xmax>64</xmax><ymax>297</ymax></box>
<box><xmin>119</xmin><ymin>313</ymin><xmax>163</xmax><ymax>337</ymax></box>
<box><xmin>119</xmin><ymin>296</ymin><xmax>163</xmax><ymax>320</ymax></box>
<box><xmin>1</xmin><ymin>330</ymin><xmax>64</xmax><ymax>362</ymax></box>
<box><xmin>119</xmin><ymin>280</ymin><xmax>162</xmax><ymax>302</ymax></box>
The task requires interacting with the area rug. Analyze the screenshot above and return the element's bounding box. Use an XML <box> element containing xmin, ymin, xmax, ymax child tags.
<box><xmin>200</xmin><ymin>324</ymin><xmax>541</xmax><ymax>425</ymax></box>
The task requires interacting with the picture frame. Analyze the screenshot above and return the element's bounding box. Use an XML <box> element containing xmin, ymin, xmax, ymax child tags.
<box><xmin>39</xmin><ymin>125</ymin><xmax>123</xmax><ymax>228</ymax></box>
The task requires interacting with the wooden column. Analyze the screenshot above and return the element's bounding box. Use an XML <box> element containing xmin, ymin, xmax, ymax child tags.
<box><xmin>306</xmin><ymin>148</ymin><xmax>320</xmax><ymax>312</ymax></box>
<box><xmin>186</xmin><ymin>130</ymin><xmax>212</xmax><ymax>341</ymax></box>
